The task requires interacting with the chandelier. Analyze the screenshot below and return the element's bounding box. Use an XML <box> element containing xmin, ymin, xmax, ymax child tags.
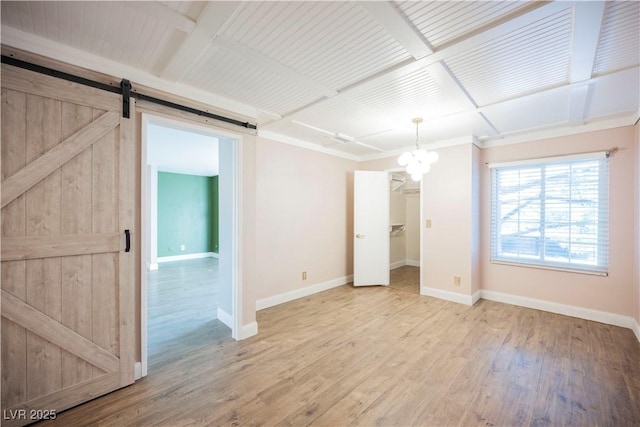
<box><xmin>397</xmin><ymin>118</ymin><xmax>438</xmax><ymax>181</ymax></box>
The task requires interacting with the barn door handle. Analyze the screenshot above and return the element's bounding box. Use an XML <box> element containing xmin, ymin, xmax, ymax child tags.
<box><xmin>124</xmin><ymin>229</ymin><xmax>131</xmax><ymax>252</ymax></box>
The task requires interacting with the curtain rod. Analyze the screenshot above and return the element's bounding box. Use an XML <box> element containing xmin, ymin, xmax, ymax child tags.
<box><xmin>485</xmin><ymin>147</ymin><xmax>618</xmax><ymax>168</ymax></box>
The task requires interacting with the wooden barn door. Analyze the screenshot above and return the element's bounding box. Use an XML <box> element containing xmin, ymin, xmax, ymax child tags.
<box><xmin>1</xmin><ymin>63</ymin><xmax>136</xmax><ymax>426</ymax></box>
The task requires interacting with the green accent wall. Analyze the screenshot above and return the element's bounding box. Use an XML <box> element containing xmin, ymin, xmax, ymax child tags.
<box><xmin>157</xmin><ymin>172</ymin><xmax>219</xmax><ymax>257</ymax></box>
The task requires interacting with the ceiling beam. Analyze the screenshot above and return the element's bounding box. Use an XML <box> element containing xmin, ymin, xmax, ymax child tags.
<box><xmin>123</xmin><ymin>2</ymin><xmax>196</xmax><ymax>34</ymax></box>
<box><xmin>569</xmin><ymin>1</ymin><xmax>606</xmax><ymax>83</ymax></box>
<box><xmin>426</xmin><ymin>62</ymin><xmax>477</xmax><ymax>110</ymax></box>
<box><xmin>159</xmin><ymin>2</ymin><xmax>242</xmax><ymax>82</ymax></box>
<box><xmin>568</xmin><ymin>85</ymin><xmax>591</xmax><ymax>125</ymax></box>
<box><xmin>567</xmin><ymin>2</ymin><xmax>606</xmax><ymax>126</ymax></box>
<box><xmin>214</xmin><ymin>36</ymin><xmax>338</xmax><ymax>98</ymax></box>
<box><xmin>359</xmin><ymin>1</ymin><xmax>432</xmax><ymax>60</ymax></box>
<box><xmin>425</xmin><ymin>61</ymin><xmax>499</xmax><ymax>136</ymax></box>
<box><xmin>339</xmin><ymin>1</ymin><xmax>573</xmax><ymax>99</ymax></box>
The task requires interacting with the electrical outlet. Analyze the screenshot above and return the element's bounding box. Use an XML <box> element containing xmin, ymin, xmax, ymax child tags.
<box><xmin>180</xmin><ymin>244</ymin><xmax>186</xmax><ymax>251</ymax></box>
<box><xmin>302</xmin><ymin>272</ymin><xmax>307</xmax><ymax>280</ymax></box>
<box><xmin>454</xmin><ymin>276</ymin><xmax>461</xmax><ymax>286</ymax></box>
<box><xmin>426</xmin><ymin>219</ymin><xmax>432</xmax><ymax>228</ymax></box>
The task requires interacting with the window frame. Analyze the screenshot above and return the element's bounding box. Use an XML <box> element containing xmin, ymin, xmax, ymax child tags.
<box><xmin>489</xmin><ymin>152</ymin><xmax>609</xmax><ymax>276</ymax></box>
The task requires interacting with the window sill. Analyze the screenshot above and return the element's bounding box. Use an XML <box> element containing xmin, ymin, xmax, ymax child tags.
<box><xmin>490</xmin><ymin>259</ymin><xmax>608</xmax><ymax>277</ymax></box>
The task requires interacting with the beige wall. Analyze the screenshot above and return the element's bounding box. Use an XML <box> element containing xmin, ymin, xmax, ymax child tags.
<box><xmin>421</xmin><ymin>143</ymin><xmax>478</xmax><ymax>297</ymax></box>
<box><xmin>254</xmin><ymin>137</ymin><xmax>358</xmax><ymax>301</ymax></box>
<box><xmin>360</xmin><ymin>146</ymin><xmax>479</xmax><ymax>297</ymax></box>
<box><xmin>481</xmin><ymin>126</ymin><xmax>636</xmax><ymax>317</ymax></box>
<box><xmin>405</xmin><ymin>194</ymin><xmax>420</xmax><ymax>263</ymax></box>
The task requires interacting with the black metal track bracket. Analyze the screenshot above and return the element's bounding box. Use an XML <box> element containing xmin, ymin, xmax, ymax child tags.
<box><xmin>121</xmin><ymin>79</ymin><xmax>131</xmax><ymax>119</ymax></box>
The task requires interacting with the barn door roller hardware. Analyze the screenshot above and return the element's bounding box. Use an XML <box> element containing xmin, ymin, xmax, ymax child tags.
<box><xmin>121</xmin><ymin>79</ymin><xmax>131</xmax><ymax>119</ymax></box>
<box><xmin>1</xmin><ymin>55</ymin><xmax>257</xmax><ymax>130</ymax></box>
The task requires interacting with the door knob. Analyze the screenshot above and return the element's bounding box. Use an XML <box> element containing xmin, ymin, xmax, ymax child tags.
<box><xmin>356</xmin><ymin>233</ymin><xmax>366</xmax><ymax>238</ymax></box>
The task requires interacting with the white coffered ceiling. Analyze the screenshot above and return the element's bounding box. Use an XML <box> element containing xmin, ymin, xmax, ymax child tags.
<box><xmin>2</xmin><ymin>1</ymin><xmax>638</xmax><ymax>161</ymax></box>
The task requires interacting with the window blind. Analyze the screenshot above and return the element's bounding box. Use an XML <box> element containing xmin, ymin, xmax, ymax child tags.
<box><xmin>490</xmin><ymin>154</ymin><xmax>609</xmax><ymax>275</ymax></box>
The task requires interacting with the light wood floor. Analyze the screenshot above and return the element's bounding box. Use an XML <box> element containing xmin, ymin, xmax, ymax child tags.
<box><xmin>147</xmin><ymin>258</ymin><xmax>219</xmax><ymax>361</ymax></box>
<box><xmin>389</xmin><ymin>265</ymin><xmax>420</xmax><ymax>294</ymax></box>
<box><xmin>39</xmin><ymin>283</ymin><xmax>640</xmax><ymax>426</ymax></box>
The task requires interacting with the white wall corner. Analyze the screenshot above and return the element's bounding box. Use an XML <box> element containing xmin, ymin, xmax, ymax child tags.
<box><xmin>471</xmin><ymin>290</ymin><xmax>481</xmax><ymax>305</ymax></box>
<box><xmin>421</xmin><ymin>286</ymin><xmax>475</xmax><ymax>306</ymax></box>
<box><xmin>256</xmin><ymin>275</ymin><xmax>353</xmax><ymax>311</ymax></box>
<box><xmin>405</xmin><ymin>259</ymin><xmax>421</xmax><ymax>267</ymax></box>
<box><xmin>479</xmin><ymin>290</ymin><xmax>638</xmax><ymax>332</ymax></box>
<box><xmin>216</xmin><ymin>307</ymin><xmax>232</xmax><ymax>329</ymax></box>
<box><xmin>238</xmin><ymin>322</ymin><xmax>258</xmax><ymax>340</ymax></box>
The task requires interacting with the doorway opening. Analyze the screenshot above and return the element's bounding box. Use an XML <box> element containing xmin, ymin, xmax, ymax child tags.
<box><xmin>140</xmin><ymin>112</ymin><xmax>242</xmax><ymax>377</ymax></box>
<box><xmin>388</xmin><ymin>170</ymin><xmax>421</xmax><ymax>294</ymax></box>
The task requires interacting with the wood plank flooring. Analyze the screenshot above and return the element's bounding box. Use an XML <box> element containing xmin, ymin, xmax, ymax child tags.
<box><xmin>389</xmin><ymin>265</ymin><xmax>420</xmax><ymax>294</ymax></box>
<box><xmin>37</xmin><ymin>282</ymin><xmax>640</xmax><ymax>426</ymax></box>
<box><xmin>147</xmin><ymin>258</ymin><xmax>218</xmax><ymax>360</ymax></box>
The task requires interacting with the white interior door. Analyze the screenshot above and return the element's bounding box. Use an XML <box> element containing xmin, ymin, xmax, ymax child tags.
<box><xmin>354</xmin><ymin>171</ymin><xmax>390</xmax><ymax>286</ymax></box>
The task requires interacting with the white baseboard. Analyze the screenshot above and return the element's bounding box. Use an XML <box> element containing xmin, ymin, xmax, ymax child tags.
<box><xmin>421</xmin><ymin>286</ymin><xmax>475</xmax><ymax>306</ymax></box>
<box><xmin>216</xmin><ymin>307</ymin><xmax>232</xmax><ymax>329</ymax></box>
<box><xmin>147</xmin><ymin>262</ymin><xmax>158</xmax><ymax>271</ymax></box>
<box><xmin>157</xmin><ymin>252</ymin><xmax>218</xmax><ymax>263</ymax></box>
<box><xmin>390</xmin><ymin>260</ymin><xmax>406</xmax><ymax>270</ymax></box>
<box><xmin>390</xmin><ymin>259</ymin><xmax>420</xmax><ymax>269</ymax></box>
<box><xmin>256</xmin><ymin>275</ymin><xmax>353</xmax><ymax>311</ymax></box>
<box><xmin>134</xmin><ymin>362</ymin><xmax>142</xmax><ymax>380</ymax></box>
<box><xmin>216</xmin><ymin>307</ymin><xmax>257</xmax><ymax>340</ymax></box>
<box><xmin>480</xmin><ymin>290</ymin><xmax>638</xmax><ymax>334</ymax></box>
<box><xmin>471</xmin><ymin>290</ymin><xmax>481</xmax><ymax>305</ymax></box>
<box><xmin>632</xmin><ymin>319</ymin><xmax>640</xmax><ymax>344</ymax></box>
<box><xmin>238</xmin><ymin>322</ymin><xmax>258</xmax><ymax>340</ymax></box>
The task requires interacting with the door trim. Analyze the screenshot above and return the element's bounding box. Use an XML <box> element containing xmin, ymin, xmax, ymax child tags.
<box><xmin>139</xmin><ymin>112</ymin><xmax>242</xmax><ymax>378</ymax></box>
<box><xmin>385</xmin><ymin>167</ymin><xmax>424</xmax><ymax>293</ymax></box>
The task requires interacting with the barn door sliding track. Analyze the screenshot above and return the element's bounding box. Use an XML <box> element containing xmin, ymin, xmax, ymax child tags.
<box><xmin>1</xmin><ymin>55</ymin><xmax>258</xmax><ymax>130</ymax></box>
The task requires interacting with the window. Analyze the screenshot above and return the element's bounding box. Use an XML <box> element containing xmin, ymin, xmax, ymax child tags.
<box><xmin>490</xmin><ymin>153</ymin><xmax>609</xmax><ymax>275</ymax></box>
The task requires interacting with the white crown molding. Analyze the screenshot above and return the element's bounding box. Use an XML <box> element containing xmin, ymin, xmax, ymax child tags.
<box><xmin>1</xmin><ymin>26</ymin><xmax>262</xmax><ymax>120</ymax></box>
<box><xmin>259</xmin><ymin>130</ymin><xmax>361</xmax><ymax>162</ymax></box>
<box><xmin>479</xmin><ymin>112</ymin><xmax>639</xmax><ymax>149</ymax></box>
<box><xmin>359</xmin><ymin>135</ymin><xmax>477</xmax><ymax>163</ymax></box>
